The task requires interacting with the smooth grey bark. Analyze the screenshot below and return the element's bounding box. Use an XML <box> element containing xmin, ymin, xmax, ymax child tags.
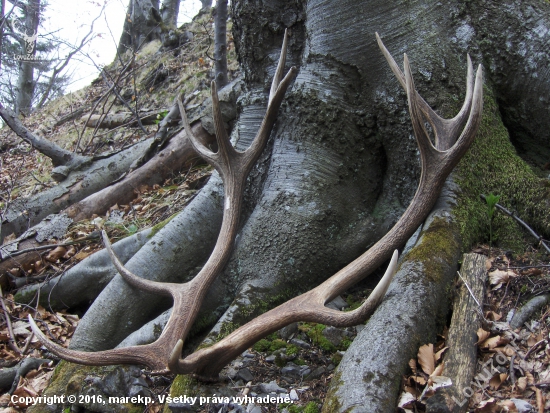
<box><xmin>465</xmin><ymin>0</ymin><xmax>550</xmax><ymax>167</ymax></box>
<box><xmin>15</xmin><ymin>0</ymin><xmax>41</xmax><ymax>116</ymax></box>
<box><xmin>25</xmin><ymin>0</ymin><xmax>550</xmax><ymax>408</ymax></box>
<box><xmin>324</xmin><ymin>179</ymin><xmax>462</xmax><ymax>413</ymax></box>
<box><xmin>69</xmin><ymin>176</ymin><xmax>224</xmax><ymax>350</ymax></box>
<box><xmin>213</xmin><ymin>0</ymin><xmax>228</xmax><ymax>88</ymax></box>
<box><xmin>14</xmin><ymin>227</ymin><xmax>153</xmax><ymax>309</ymax></box>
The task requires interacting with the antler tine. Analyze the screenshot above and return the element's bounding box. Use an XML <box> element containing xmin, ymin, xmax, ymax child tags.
<box><xmin>101</xmin><ymin>230</ymin><xmax>174</xmax><ymax>296</ymax></box>
<box><xmin>169</xmin><ymin>36</ymin><xmax>483</xmax><ymax>379</ymax></box>
<box><xmin>404</xmin><ymin>53</ymin><xmax>438</xmax><ymax>163</ymax></box>
<box><xmin>376</xmin><ymin>32</ymin><xmax>476</xmax><ymax>151</ymax></box>
<box><xmin>178</xmin><ymin>98</ymin><xmax>216</xmax><ymax>163</ymax></box>
<box><xmin>269</xmin><ymin>28</ymin><xmax>290</xmax><ymax>105</ymax></box>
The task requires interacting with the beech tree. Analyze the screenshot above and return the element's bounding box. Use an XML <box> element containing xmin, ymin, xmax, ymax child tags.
<box><xmin>3</xmin><ymin>0</ymin><xmax>550</xmax><ymax>412</ymax></box>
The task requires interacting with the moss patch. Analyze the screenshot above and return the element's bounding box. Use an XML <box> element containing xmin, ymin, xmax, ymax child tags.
<box><xmin>454</xmin><ymin>86</ymin><xmax>550</xmax><ymax>250</ymax></box>
<box><xmin>406</xmin><ymin>216</ymin><xmax>460</xmax><ymax>282</ymax></box>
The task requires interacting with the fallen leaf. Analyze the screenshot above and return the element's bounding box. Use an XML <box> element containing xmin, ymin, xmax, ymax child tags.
<box><xmin>489</xmin><ymin>373</ymin><xmax>508</xmax><ymax>390</ymax></box>
<box><xmin>485</xmin><ymin>311</ymin><xmax>502</xmax><ymax>321</ymax></box>
<box><xmin>535</xmin><ymin>388</ymin><xmax>545</xmax><ymax>413</ymax></box>
<box><xmin>488</xmin><ymin>269</ymin><xmax>516</xmax><ymax>287</ymax></box>
<box><xmin>477</xmin><ymin>328</ymin><xmax>491</xmax><ymax>344</ymax></box>
<box><xmin>44</xmin><ymin>246</ymin><xmax>67</xmax><ymax>262</ymax></box>
<box><xmin>435</xmin><ymin>346</ymin><xmax>448</xmax><ymax>363</ymax></box>
<box><xmin>417</xmin><ymin>343</ymin><xmax>435</xmax><ymax>375</ymax></box>
<box><xmin>516</xmin><ymin>376</ymin><xmax>527</xmax><ymax>392</ymax></box>
<box><xmin>480</xmin><ymin>335</ymin><xmax>509</xmax><ymax>350</ymax></box>
<box><xmin>397</xmin><ymin>391</ymin><xmax>416</xmax><ymax>409</ymax></box>
<box><xmin>408</xmin><ymin>358</ymin><xmax>417</xmax><ymax>374</ymax></box>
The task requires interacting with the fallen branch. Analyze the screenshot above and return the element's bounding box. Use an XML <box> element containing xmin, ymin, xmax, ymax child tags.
<box><xmin>0</xmin><ymin>357</ymin><xmax>51</xmax><ymax>393</ymax></box>
<box><xmin>426</xmin><ymin>253</ymin><xmax>487</xmax><ymax>413</ymax></box>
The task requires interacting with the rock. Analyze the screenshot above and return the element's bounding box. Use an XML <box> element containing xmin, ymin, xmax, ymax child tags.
<box><xmin>265</xmin><ymin>355</ymin><xmax>276</xmax><ymax>363</ymax></box>
<box><xmin>280</xmin><ymin>363</ymin><xmax>302</xmax><ymax>377</ymax></box>
<box><xmin>247</xmin><ymin>404</ymin><xmax>262</xmax><ymax>413</ymax></box>
<box><xmin>289</xmin><ymin>389</ymin><xmax>299</xmax><ymax>401</ymax></box>
<box><xmin>322</xmin><ymin>326</ymin><xmax>347</xmax><ymax>347</ymax></box>
<box><xmin>241</xmin><ymin>350</ymin><xmax>255</xmax><ymax>358</ymax></box>
<box><xmin>290</xmin><ymin>338</ymin><xmax>310</xmax><ymax>349</ymax></box>
<box><xmin>278</xmin><ymin>322</ymin><xmax>298</xmax><ymax>340</ymax></box>
<box><xmin>325</xmin><ymin>296</ymin><xmax>349</xmax><ymax>310</ymax></box>
<box><xmin>237</xmin><ymin>368</ymin><xmax>254</xmax><ymax>382</ymax></box>
<box><xmin>305</xmin><ymin>366</ymin><xmax>326</xmax><ymax>380</ymax></box>
<box><xmin>355</xmin><ymin>324</ymin><xmax>366</xmax><ymax>333</ymax></box>
<box><xmin>169</xmin><ymin>403</ymin><xmax>194</xmax><ymax>412</ymax></box>
<box><xmin>260</xmin><ymin>380</ymin><xmax>286</xmax><ymax>394</ymax></box>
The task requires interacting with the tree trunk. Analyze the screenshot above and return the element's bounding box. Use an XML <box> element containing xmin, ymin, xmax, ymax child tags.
<box><xmin>213</xmin><ymin>0</ymin><xmax>228</xmax><ymax>88</ymax></box>
<box><xmin>117</xmin><ymin>0</ymin><xmax>162</xmax><ymax>56</ymax></box>
<box><xmin>161</xmin><ymin>0</ymin><xmax>180</xmax><ymax>27</ymax></box>
<box><xmin>200</xmin><ymin>0</ymin><xmax>212</xmax><ymax>12</ymax></box>
<box><xmin>15</xmin><ymin>0</ymin><xmax>40</xmax><ymax>116</ymax></box>
<box><xmin>18</xmin><ymin>0</ymin><xmax>550</xmax><ymax>411</ymax></box>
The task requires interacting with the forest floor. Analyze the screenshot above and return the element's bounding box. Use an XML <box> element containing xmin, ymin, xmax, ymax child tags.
<box><xmin>0</xmin><ymin>9</ymin><xmax>549</xmax><ymax>413</ymax></box>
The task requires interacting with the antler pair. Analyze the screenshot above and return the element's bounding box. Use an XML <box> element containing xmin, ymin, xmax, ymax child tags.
<box><xmin>29</xmin><ymin>32</ymin><xmax>483</xmax><ymax>380</ymax></box>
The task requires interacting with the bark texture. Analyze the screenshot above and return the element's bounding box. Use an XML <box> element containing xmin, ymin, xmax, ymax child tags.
<box><xmin>15</xmin><ymin>0</ymin><xmax>40</xmax><ymax>116</ymax></box>
<box><xmin>20</xmin><ymin>0</ymin><xmax>550</xmax><ymax>409</ymax></box>
<box><xmin>323</xmin><ymin>179</ymin><xmax>462</xmax><ymax>413</ymax></box>
<box><xmin>426</xmin><ymin>253</ymin><xmax>487</xmax><ymax>413</ymax></box>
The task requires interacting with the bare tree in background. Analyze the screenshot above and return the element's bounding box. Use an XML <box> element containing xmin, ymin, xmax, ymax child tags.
<box><xmin>15</xmin><ymin>0</ymin><xmax>40</xmax><ymax>116</ymax></box>
<box><xmin>213</xmin><ymin>0</ymin><xmax>228</xmax><ymax>88</ymax></box>
<box><xmin>201</xmin><ymin>0</ymin><xmax>212</xmax><ymax>12</ymax></box>
<box><xmin>160</xmin><ymin>0</ymin><xmax>180</xmax><ymax>28</ymax></box>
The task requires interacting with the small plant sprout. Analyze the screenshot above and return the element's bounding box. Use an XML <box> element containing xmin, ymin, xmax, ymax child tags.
<box><xmin>485</xmin><ymin>193</ymin><xmax>501</xmax><ymax>249</ymax></box>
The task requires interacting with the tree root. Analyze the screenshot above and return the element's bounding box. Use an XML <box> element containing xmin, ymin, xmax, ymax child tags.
<box><xmin>323</xmin><ymin>179</ymin><xmax>463</xmax><ymax>413</ymax></box>
<box><xmin>0</xmin><ymin>358</ymin><xmax>51</xmax><ymax>394</ymax></box>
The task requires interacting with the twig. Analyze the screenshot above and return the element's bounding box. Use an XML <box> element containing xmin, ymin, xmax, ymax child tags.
<box><xmin>480</xmin><ymin>194</ymin><xmax>550</xmax><ymax>253</ymax></box>
<box><xmin>0</xmin><ymin>285</ymin><xmax>21</xmax><ymax>354</ymax></box>
<box><xmin>457</xmin><ymin>271</ymin><xmax>482</xmax><ymax>307</ymax></box>
<box><xmin>509</xmin><ymin>354</ymin><xmax>516</xmax><ymax>384</ymax></box>
<box><xmin>524</xmin><ymin>338</ymin><xmax>547</xmax><ymax>360</ymax></box>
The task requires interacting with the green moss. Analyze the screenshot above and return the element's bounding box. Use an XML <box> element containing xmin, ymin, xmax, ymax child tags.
<box><xmin>170</xmin><ymin>374</ymin><xmax>200</xmax><ymax>397</ymax></box>
<box><xmin>148</xmin><ymin>212</ymin><xmax>178</xmax><ymax>238</ymax></box>
<box><xmin>301</xmin><ymin>323</ymin><xmax>337</xmax><ymax>352</ymax></box>
<box><xmin>216</xmin><ymin>321</ymin><xmax>239</xmax><ymax>341</ymax></box>
<box><xmin>454</xmin><ymin>86</ymin><xmax>550</xmax><ymax>250</ymax></box>
<box><xmin>286</xmin><ymin>344</ymin><xmax>299</xmax><ymax>357</ymax></box>
<box><xmin>320</xmin><ymin>371</ymin><xmax>343</xmax><ymax>413</ymax></box>
<box><xmin>252</xmin><ymin>338</ymin><xmax>271</xmax><ymax>352</ymax></box>
<box><xmin>304</xmin><ymin>401</ymin><xmax>320</xmax><ymax>413</ymax></box>
<box><xmin>406</xmin><ymin>216</ymin><xmax>460</xmax><ymax>282</ymax></box>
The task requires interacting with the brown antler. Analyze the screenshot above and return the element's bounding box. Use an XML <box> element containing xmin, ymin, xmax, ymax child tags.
<box><xmin>166</xmin><ymin>34</ymin><xmax>484</xmax><ymax>378</ymax></box>
<box><xmin>29</xmin><ymin>29</ymin><xmax>297</xmax><ymax>373</ymax></box>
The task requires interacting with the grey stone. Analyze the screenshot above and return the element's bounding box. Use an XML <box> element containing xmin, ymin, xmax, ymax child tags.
<box><xmin>322</xmin><ymin>326</ymin><xmax>347</xmax><ymax>347</ymax></box>
<box><xmin>278</xmin><ymin>322</ymin><xmax>298</xmax><ymax>340</ymax></box>
<box><xmin>260</xmin><ymin>380</ymin><xmax>286</xmax><ymax>394</ymax></box>
<box><xmin>325</xmin><ymin>296</ymin><xmax>349</xmax><ymax>310</ymax></box>
<box><xmin>290</xmin><ymin>338</ymin><xmax>310</xmax><ymax>349</ymax></box>
<box><xmin>280</xmin><ymin>363</ymin><xmax>301</xmax><ymax>377</ymax></box>
<box><xmin>237</xmin><ymin>368</ymin><xmax>254</xmax><ymax>382</ymax></box>
<box><xmin>306</xmin><ymin>366</ymin><xmax>326</xmax><ymax>380</ymax></box>
<box><xmin>168</xmin><ymin>403</ymin><xmax>194</xmax><ymax>412</ymax></box>
<box><xmin>289</xmin><ymin>389</ymin><xmax>299</xmax><ymax>401</ymax></box>
<box><xmin>265</xmin><ymin>355</ymin><xmax>276</xmax><ymax>363</ymax></box>
<box><xmin>355</xmin><ymin>324</ymin><xmax>366</xmax><ymax>333</ymax></box>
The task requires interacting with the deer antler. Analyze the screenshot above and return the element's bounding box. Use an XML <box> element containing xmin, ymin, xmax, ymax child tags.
<box><xmin>30</xmin><ymin>33</ymin><xmax>483</xmax><ymax>380</ymax></box>
<box><xmin>29</xmin><ymin>29</ymin><xmax>297</xmax><ymax>373</ymax></box>
<box><xmin>167</xmin><ymin>34</ymin><xmax>484</xmax><ymax>378</ymax></box>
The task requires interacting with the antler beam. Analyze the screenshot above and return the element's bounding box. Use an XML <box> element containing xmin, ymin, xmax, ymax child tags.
<box><xmin>29</xmin><ymin>30</ymin><xmax>297</xmax><ymax>373</ymax></box>
<box><xmin>167</xmin><ymin>35</ymin><xmax>484</xmax><ymax>378</ymax></box>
